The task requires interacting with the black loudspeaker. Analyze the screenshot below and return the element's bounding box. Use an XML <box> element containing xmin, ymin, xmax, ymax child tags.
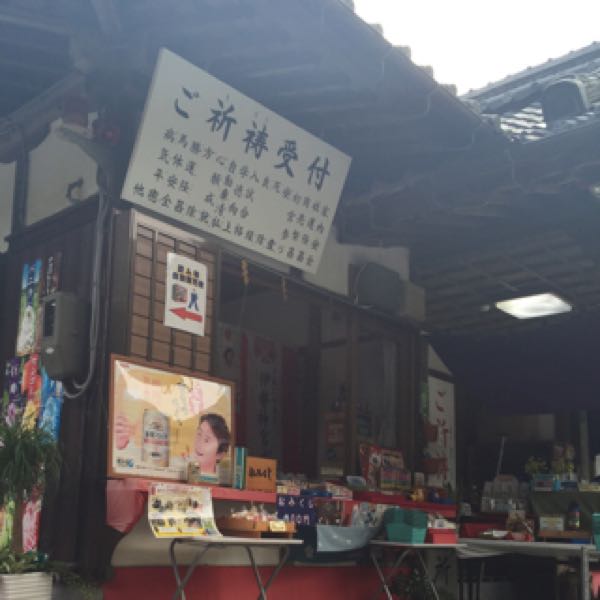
<box><xmin>41</xmin><ymin>292</ymin><xmax>88</xmax><ymax>380</ymax></box>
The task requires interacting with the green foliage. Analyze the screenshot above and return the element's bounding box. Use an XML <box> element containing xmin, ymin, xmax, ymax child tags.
<box><xmin>392</xmin><ymin>568</ymin><xmax>455</xmax><ymax>600</ymax></box>
<box><xmin>0</xmin><ymin>548</ymin><xmax>45</xmax><ymax>574</ymax></box>
<box><xmin>393</xmin><ymin>568</ymin><xmax>437</xmax><ymax>599</ymax></box>
<box><xmin>0</xmin><ymin>420</ymin><xmax>61</xmax><ymax>504</ymax></box>
<box><xmin>0</xmin><ymin>549</ymin><xmax>99</xmax><ymax>599</ymax></box>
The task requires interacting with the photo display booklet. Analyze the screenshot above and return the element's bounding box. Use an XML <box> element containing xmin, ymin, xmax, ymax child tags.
<box><xmin>148</xmin><ymin>482</ymin><xmax>221</xmax><ymax>538</ymax></box>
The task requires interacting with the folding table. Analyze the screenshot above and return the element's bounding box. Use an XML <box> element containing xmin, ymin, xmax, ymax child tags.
<box><xmin>369</xmin><ymin>540</ymin><xmax>464</xmax><ymax>600</ymax></box>
<box><xmin>169</xmin><ymin>536</ymin><xmax>303</xmax><ymax>600</ymax></box>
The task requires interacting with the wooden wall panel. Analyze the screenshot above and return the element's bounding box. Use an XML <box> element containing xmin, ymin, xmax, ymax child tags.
<box><xmin>123</xmin><ymin>212</ymin><xmax>217</xmax><ymax>375</ymax></box>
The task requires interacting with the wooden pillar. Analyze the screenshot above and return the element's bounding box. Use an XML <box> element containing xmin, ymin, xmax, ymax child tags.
<box><xmin>345</xmin><ymin>310</ymin><xmax>359</xmax><ymax>475</ymax></box>
<box><xmin>304</xmin><ymin>303</ymin><xmax>321</xmax><ymax>478</ymax></box>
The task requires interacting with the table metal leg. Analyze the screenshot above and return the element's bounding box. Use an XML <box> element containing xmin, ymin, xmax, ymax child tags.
<box><xmin>415</xmin><ymin>549</ymin><xmax>440</xmax><ymax>600</ymax></box>
<box><xmin>169</xmin><ymin>539</ymin><xmax>211</xmax><ymax>600</ymax></box>
<box><xmin>370</xmin><ymin>547</ymin><xmax>411</xmax><ymax>600</ymax></box>
<box><xmin>262</xmin><ymin>546</ymin><xmax>291</xmax><ymax>596</ymax></box>
<box><xmin>245</xmin><ymin>546</ymin><xmax>268</xmax><ymax>600</ymax></box>
<box><xmin>582</xmin><ymin>547</ymin><xmax>591</xmax><ymax>600</ymax></box>
<box><xmin>244</xmin><ymin>544</ymin><xmax>291</xmax><ymax>600</ymax></box>
<box><xmin>477</xmin><ymin>559</ymin><xmax>484</xmax><ymax>600</ymax></box>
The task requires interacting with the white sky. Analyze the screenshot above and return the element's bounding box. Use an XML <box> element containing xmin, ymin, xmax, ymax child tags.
<box><xmin>353</xmin><ymin>0</ymin><xmax>600</xmax><ymax>94</ymax></box>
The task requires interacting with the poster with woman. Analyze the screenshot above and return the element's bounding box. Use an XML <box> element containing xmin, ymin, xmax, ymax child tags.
<box><xmin>109</xmin><ymin>355</ymin><xmax>234</xmax><ymax>482</ymax></box>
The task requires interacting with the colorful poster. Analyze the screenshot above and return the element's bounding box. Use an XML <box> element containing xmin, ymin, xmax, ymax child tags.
<box><xmin>2</xmin><ymin>358</ymin><xmax>25</xmax><ymax>425</ymax></box>
<box><xmin>110</xmin><ymin>356</ymin><xmax>234</xmax><ymax>481</ymax></box>
<box><xmin>22</xmin><ymin>496</ymin><xmax>42</xmax><ymax>552</ymax></box>
<box><xmin>164</xmin><ymin>253</ymin><xmax>207</xmax><ymax>336</ymax></box>
<box><xmin>122</xmin><ymin>49</ymin><xmax>351</xmax><ymax>274</ymax></box>
<box><xmin>15</xmin><ymin>260</ymin><xmax>42</xmax><ymax>356</ymax></box>
<box><xmin>425</xmin><ymin>376</ymin><xmax>456</xmax><ymax>489</ymax></box>
<box><xmin>39</xmin><ymin>368</ymin><xmax>63</xmax><ymax>440</ymax></box>
<box><xmin>148</xmin><ymin>483</ymin><xmax>220</xmax><ymax>538</ymax></box>
<box><xmin>0</xmin><ymin>501</ymin><xmax>14</xmax><ymax>550</ymax></box>
<box><xmin>22</xmin><ymin>354</ymin><xmax>42</xmax><ymax>428</ymax></box>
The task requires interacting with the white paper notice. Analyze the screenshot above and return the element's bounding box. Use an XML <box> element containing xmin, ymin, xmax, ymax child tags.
<box><xmin>164</xmin><ymin>252</ymin><xmax>207</xmax><ymax>336</ymax></box>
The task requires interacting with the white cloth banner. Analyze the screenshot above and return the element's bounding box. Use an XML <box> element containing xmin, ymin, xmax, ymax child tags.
<box><xmin>426</xmin><ymin>376</ymin><xmax>456</xmax><ymax>489</ymax></box>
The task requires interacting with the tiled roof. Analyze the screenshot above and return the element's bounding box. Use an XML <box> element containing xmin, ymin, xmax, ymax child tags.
<box><xmin>463</xmin><ymin>42</ymin><xmax>600</xmax><ymax>142</ymax></box>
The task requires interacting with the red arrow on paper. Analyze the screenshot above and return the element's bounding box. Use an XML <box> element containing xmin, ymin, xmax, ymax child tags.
<box><xmin>170</xmin><ymin>307</ymin><xmax>204</xmax><ymax>322</ymax></box>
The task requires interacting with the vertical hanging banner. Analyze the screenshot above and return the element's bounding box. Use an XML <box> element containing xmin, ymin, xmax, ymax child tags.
<box><xmin>122</xmin><ymin>48</ymin><xmax>351</xmax><ymax>274</ymax></box>
<box><xmin>164</xmin><ymin>253</ymin><xmax>207</xmax><ymax>336</ymax></box>
<box><xmin>425</xmin><ymin>376</ymin><xmax>456</xmax><ymax>490</ymax></box>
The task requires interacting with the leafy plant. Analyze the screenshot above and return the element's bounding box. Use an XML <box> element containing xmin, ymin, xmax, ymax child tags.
<box><xmin>0</xmin><ymin>548</ymin><xmax>98</xmax><ymax>599</ymax></box>
<box><xmin>0</xmin><ymin>548</ymin><xmax>46</xmax><ymax>574</ymax></box>
<box><xmin>0</xmin><ymin>420</ymin><xmax>61</xmax><ymax>554</ymax></box>
<box><xmin>524</xmin><ymin>456</ymin><xmax>548</xmax><ymax>477</ymax></box>
<box><xmin>392</xmin><ymin>568</ymin><xmax>437</xmax><ymax>599</ymax></box>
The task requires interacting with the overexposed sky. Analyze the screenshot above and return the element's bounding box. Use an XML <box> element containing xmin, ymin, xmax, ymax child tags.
<box><xmin>353</xmin><ymin>0</ymin><xmax>600</xmax><ymax>94</ymax></box>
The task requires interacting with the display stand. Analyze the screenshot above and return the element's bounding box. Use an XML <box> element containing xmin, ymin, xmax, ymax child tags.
<box><xmin>169</xmin><ymin>536</ymin><xmax>303</xmax><ymax>600</ymax></box>
<box><xmin>369</xmin><ymin>540</ymin><xmax>464</xmax><ymax>600</ymax></box>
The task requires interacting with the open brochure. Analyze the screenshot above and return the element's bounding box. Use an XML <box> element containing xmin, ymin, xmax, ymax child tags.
<box><xmin>148</xmin><ymin>483</ymin><xmax>221</xmax><ymax>538</ymax></box>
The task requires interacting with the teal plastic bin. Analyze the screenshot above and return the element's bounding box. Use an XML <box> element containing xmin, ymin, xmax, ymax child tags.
<box><xmin>383</xmin><ymin>507</ymin><xmax>404</xmax><ymax>525</ymax></box>
<box><xmin>404</xmin><ymin>509</ymin><xmax>428</xmax><ymax>528</ymax></box>
<box><xmin>386</xmin><ymin>521</ymin><xmax>427</xmax><ymax>544</ymax></box>
<box><xmin>385</xmin><ymin>509</ymin><xmax>428</xmax><ymax>544</ymax></box>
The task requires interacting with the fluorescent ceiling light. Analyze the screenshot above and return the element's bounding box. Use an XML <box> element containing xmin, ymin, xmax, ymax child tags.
<box><xmin>495</xmin><ymin>293</ymin><xmax>572</xmax><ymax>319</ymax></box>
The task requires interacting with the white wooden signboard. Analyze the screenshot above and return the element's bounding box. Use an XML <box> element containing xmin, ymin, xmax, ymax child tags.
<box><xmin>164</xmin><ymin>252</ymin><xmax>207</xmax><ymax>336</ymax></box>
<box><xmin>122</xmin><ymin>48</ymin><xmax>352</xmax><ymax>274</ymax></box>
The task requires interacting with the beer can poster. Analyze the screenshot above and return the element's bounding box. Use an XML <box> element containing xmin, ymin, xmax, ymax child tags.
<box><xmin>109</xmin><ymin>355</ymin><xmax>234</xmax><ymax>482</ymax></box>
<box><xmin>164</xmin><ymin>252</ymin><xmax>207</xmax><ymax>337</ymax></box>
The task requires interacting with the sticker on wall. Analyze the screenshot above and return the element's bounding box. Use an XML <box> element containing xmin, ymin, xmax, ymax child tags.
<box><xmin>164</xmin><ymin>252</ymin><xmax>207</xmax><ymax>336</ymax></box>
<box><xmin>16</xmin><ymin>260</ymin><xmax>42</xmax><ymax>356</ymax></box>
<box><xmin>43</xmin><ymin>251</ymin><xmax>62</xmax><ymax>298</ymax></box>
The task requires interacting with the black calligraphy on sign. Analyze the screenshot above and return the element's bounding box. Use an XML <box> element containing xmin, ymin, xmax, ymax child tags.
<box><xmin>207</xmin><ymin>98</ymin><xmax>237</xmax><ymax>141</ymax></box>
<box><xmin>142</xmin><ymin>107</ymin><xmax>335</xmax><ymax>274</ymax></box>
<box><xmin>158</xmin><ymin>148</ymin><xmax>169</xmax><ymax>164</ymax></box>
<box><xmin>174</xmin><ymin>87</ymin><xmax>199</xmax><ymax>119</ymax></box>
<box><xmin>274</xmin><ymin>140</ymin><xmax>298</xmax><ymax>177</ymax></box>
<box><xmin>243</xmin><ymin>122</ymin><xmax>269</xmax><ymax>159</ymax></box>
<box><xmin>307</xmin><ymin>156</ymin><xmax>330</xmax><ymax>191</ymax></box>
